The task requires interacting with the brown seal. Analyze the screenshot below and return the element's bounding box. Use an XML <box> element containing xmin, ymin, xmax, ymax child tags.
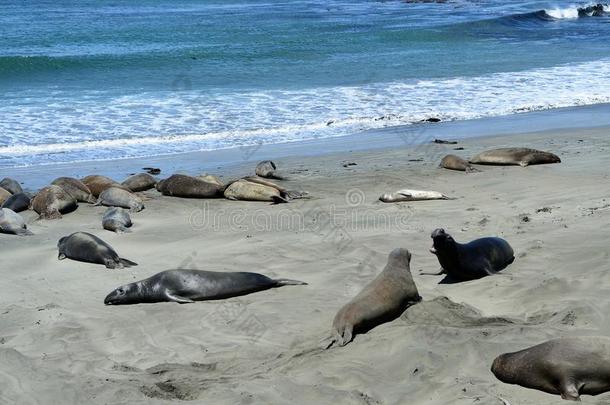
<box><xmin>224</xmin><ymin>179</ymin><xmax>288</xmax><ymax>203</ymax></box>
<box><xmin>81</xmin><ymin>175</ymin><xmax>129</xmax><ymax>197</ymax></box>
<box><xmin>122</xmin><ymin>173</ymin><xmax>157</xmax><ymax>192</ymax></box>
<box><xmin>491</xmin><ymin>337</ymin><xmax>610</xmax><ymax>401</ymax></box>
<box><xmin>31</xmin><ymin>185</ymin><xmax>78</xmax><ymax>219</ymax></box>
<box><xmin>469</xmin><ymin>148</ymin><xmax>561</xmax><ymax>167</ymax></box>
<box><xmin>51</xmin><ymin>177</ymin><xmax>96</xmax><ymax>203</ymax></box>
<box><xmin>439</xmin><ymin>154</ymin><xmax>480</xmax><ymax>172</ymax></box>
<box><xmin>0</xmin><ymin>187</ymin><xmax>11</xmax><ymax>205</ymax></box>
<box><xmin>156</xmin><ymin>174</ymin><xmax>222</xmax><ymax>198</ymax></box>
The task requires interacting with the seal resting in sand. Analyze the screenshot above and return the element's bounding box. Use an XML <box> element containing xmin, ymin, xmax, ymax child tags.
<box><xmin>0</xmin><ymin>178</ymin><xmax>23</xmax><ymax>195</ymax></box>
<box><xmin>242</xmin><ymin>176</ymin><xmax>308</xmax><ymax>199</ymax></box>
<box><xmin>425</xmin><ymin>228</ymin><xmax>514</xmax><ymax>282</ymax></box>
<box><xmin>197</xmin><ymin>174</ymin><xmax>224</xmax><ymax>188</ymax></box>
<box><xmin>224</xmin><ymin>179</ymin><xmax>288</xmax><ymax>203</ymax></box>
<box><xmin>31</xmin><ymin>185</ymin><xmax>78</xmax><ymax>219</ymax></box>
<box><xmin>1</xmin><ymin>193</ymin><xmax>30</xmax><ymax>213</ymax></box>
<box><xmin>439</xmin><ymin>154</ymin><xmax>480</xmax><ymax>173</ymax></box>
<box><xmin>102</xmin><ymin>207</ymin><xmax>132</xmax><ymax>233</ymax></box>
<box><xmin>469</xmin><ymin>148</ymin><xmax>560</xmax><ymax>167</ymax></box>
<box><xmin>0</xmin><ymin>187</ymin><xmax>12</xmax><ymax>205</ymax></box>
<box><xmin>81</xmin><ymin>175</ymin><xmax>129</xmax><ymax>197</ymax></box>
<box><xmin>58</xmin><ymin>232</ymin><xmax>137</xmax><ymax>269</ymax></box>
<box><xmin>326</xmin><ymin>248</ymin><xmax>421</xmax><ymax>347</ymax></box>
<box><xmin>104</xmin><ymin>269</ymin><xmax>307</xmax><ymax>304</ymax></box>
<box><xmin>379</xmin><ymin>189</ymin><xmax>451</xmax><ymax>203</ymax></box>
<box><xmin>122</xmin><ymin>173</ymin><xmax>157</xmax><ymax>192</ymax></box>
<box><xmin>51</xmin><ymin>177</ymin><xmax>96</xmax><ymax>203</ymax></box>
<box><xmin>255</xmin><ymin>160</ymin><xmax>285</xmax><ymax>180</ymax></box>
<box><xmin>96</xmin><ymin>187</ymin><xmax>144</xmax><ymax>212</ymax></box>
<box><xmin>156</xmin><ymin>174</ymin><xmax>223</xmax><ymax>198</ymax></box>
<box><xmin>0</xmin><ymin>208</ymin><xmax>32</xmax><ymax>236</ymax></box>
<box><xmin>491</xmin><ymin>337</ymin><xmax>610</xmax><ymax>401</ymax></box>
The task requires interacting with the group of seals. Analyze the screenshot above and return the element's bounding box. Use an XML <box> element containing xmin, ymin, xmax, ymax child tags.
<box><xmin>58</xmin><ymin>232</ymin><xmax>137</xmax><ymax>269</ymax></box>
<box><xmin>439</xmin><ymin>147</ymin><xmax>561</xmax><ymax>172</ymax></box>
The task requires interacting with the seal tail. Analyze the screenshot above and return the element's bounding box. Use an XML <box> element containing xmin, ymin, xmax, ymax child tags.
<box><xmin>119</xmin><ymin>258</ymin><xmax>138</xmax><ymax>267</ymax></box>
<box><xmin>274</xmin><ymin>278</ymin><xmax>307</xmax><ymax>286</ymax></box>
<box><xmin>271</xmin><ymin>195</ymin><xmax>289</xmax><ymax>204</ymax></box>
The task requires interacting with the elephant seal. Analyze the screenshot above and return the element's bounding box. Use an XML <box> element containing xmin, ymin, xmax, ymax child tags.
<box><xmin>224</xmin><ymin>179</ymin><xmax>288</xmax><ymax>203</ymax></box>
<box><xmin>51</xmin><ymin>177</ymin><xmax>96</xmax><ymax>203</ymax></box>
<box><xmin>156</xmin><ymin>174</ymin><xmax>222</xmax><ymax>198</ymax></box>
<box><xmin>0</xmin><ymin>187</ymin><xmax>12</xmax><ymax>205</ymax></box>
<box><xmin>0</xmin><ymin>178</ymin><xmax>23</xmax><ymax>195</ymax></box>
<box><xmin>379</xmin><ymin>189</ymin><xmax>451</xmax><ymax>203</ymax></box>
<box><xmin>31</xmin><ymin>185</ymin><xmax>78</xmax><ymax>219</ymax></box>
<box><xmin>197</xmin><ymin>174</ymin><xmax>224</xmax><ymax>188</ymax></box>
<box><xmin>0</xmin><ymin>208</ymin><xmax>32</xmax><ymax>236</ymax></box>
<box><xmin>469</xmin><ymin>148</ymin><xmax>560</xmax><ymax>167</ymax></box>
<box><xmin>326</xmin><ymin>248</ymin><xmax>421</xmax><ymax>347</ymax></box>
<box><xmin>104</xmin><ymin>269</ymin><xmax>307</xmax><ymax>305</ymax></box>
<box><xmin>1</xmin><ymin>193</ymin><xmax>30</xmax><ymax>213</ymax></box>
<box><xmin>440</xmin><ymin>154</ymin><xmax>480</xmax><ymax>173</ymax></box>
<box><xmin>425</xmin><ymin>228</ymin><xmax>514</xmax><ymax>282</ymax></box>
<box><xmin>491</xmin><ymin>337</ymin><xmax>610</xmax><ymax>401</ymax></box>
<box><xmin>81</xmin><ymin>175</ymin><xmax>129</xmax><ymax>197</ymax></box>
<box><xmin>57</xmin><ymin>232</ymin><xmax>137</xmax><ymax>269</ymax></box>
<box><xmin>102</xmin><ymin>207</ymin><xmax>132</xmax><ymax>233</ymax></box>
<box><xmin>242</xmin><ymin>176</ymin><xmax>308</xmax><ymax>200</ymax></box>
<box><xmin>96</xmin><ymin>187</ymin><xmax>144</xmax><ymax>212</ymax></box>
<box><xmin>122</xmin><ymin>173</ymin><xmax>157</xmax><ymax>192</ymax></box>
<box><xmin>255</xmin><ymin>160</ymin><xmax>285</xmax><ymax>180</ymax></box>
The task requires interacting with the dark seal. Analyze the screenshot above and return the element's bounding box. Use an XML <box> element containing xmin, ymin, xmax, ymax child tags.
<box><xmin>58</xmin><ymin>232</ymin><xmax>137</xmax><ymax>269</ymax></box>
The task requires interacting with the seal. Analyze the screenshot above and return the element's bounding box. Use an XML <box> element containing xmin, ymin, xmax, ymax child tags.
<box><xmin>1</xmin><ymin>193</ymin><xmax>30</xmax><ymax>213</ymax></box>
<box><xmin>0</xmin><ymin>187</ymin><xmax>13</xmax><ymax>205</ymax></box>
<box><xmin>0</xmin><ymin>178</ymin><xmax>23</xmax><ymax>195</ymax></box>
<box><xmin>326</xmin><ymin>248</ymin><xmax>421</xmax><ymax>347</ymax></box>
<box><xmin>439</xmin><ymin>154</ymin><xmax>480</xmax><ymax>173</ymax></box>
<box><xmin>425</xmin><ymin>228</ymin><xmax>514</xmax><ymax>282</ymax></box>
<box><xmin>102</xmin><ymin>207</ymin><xmax>132</xmax><ymax>233</ymax></box>
<box><xmin>81</xmin><ymin>175</ymin><xmax>129</xmax><ymax>197</ymax></box>
<box><xmin>96</xmin><ymin>187</ymin><xmax>144</xmax><ymax>212</ymax></box>
<box><xmin>57</xmin><ymin>232</ymin><xmax>137</xmax><ymax>269</ymax></box>
<box><xmin>122</xmin><ymin>173</ymin><xmax>157</xmax><ymax>192</ymax></box>
<box><xmin>197</xmin><ymin>174</ymin><xmax>224</xmax><ymax>188</ymax></box>
<box><xmin>104</xmin><ymin>269</ymin><xmax>307</xmax><ymax>305</ymax></box>
<box><xmin>379</xmin><ymin>189</ymin><xmax>451</xmax><ymax>203</ymax></box>
<box><xmin>242</xmin><ymin>176</ymin><xmax>308</xmax><ymax>199</ymax></box>
<box><xmin>0</xmin><ymin>208</ymin><xmax>33</xmax><ymax>236</ymax></box>
<box><xmin>51</xmin><ymin>177</ymin><xmax>96</xmax><ymax>203</ymax></box>
<box><xmin>156</xmin><ymin>174</ymin><xmax>222</xmax><ymax>198</ymax></box>
<box><xmin>491</xmin><ymin>337</ymin><xmax>610</xmax><ymax>401</ymax></box>
<box><xmin>31</xmin><ymin>185</ymin><xmax>78</xmax><ymax>219</ymax></box>
<box><xmin>224</xmin><ymin>179</ymin><xmax>288</xmax><ymax>203</ymax></box>
<box><xmin>255</xmin><ymin>160</ymin><xmax>285</xmax><ymax>180</ymax></box>
<box><xmin>469</xmin><ymin>148</ymin><xmax>561</xmax><ymax>167</ymax></box>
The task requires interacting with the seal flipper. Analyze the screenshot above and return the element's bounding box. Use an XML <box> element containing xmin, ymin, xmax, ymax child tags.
<box><xmin>119</xmin><ymin>258</ymin><xmax>138</xmax><ymax>267</ymax></box>
<box><xmin>559</xmin><ymin>378</ymin><xmax>580</xmax><ymax>401</ymax></box>
<box><xmin>273</xmin><ymin>278</ymin><xmax>307</xmax><ymax>286</ymax></box>
<box><xmin>420</xmin><ymin>268</ymin><xmax>445</xmax><ymax>276</ymax></box>
<box><xmin>58</xmin><ymin>252</ymin><xmax>66</xmax><ymax>260</ymax></box>
<box><xmin>271</xmin><ymin>195</ymin><xmax>289</xmax><ymax>204</ymax></box>
<box><xmin>165</xmin><ymin>292</ymin><xmax>195</xmax><ymax>304</ymax></box>
<box><xmin>339</xmin><ymin>325</ymin><xmax>353</xmax><ymax>346</ymax></box>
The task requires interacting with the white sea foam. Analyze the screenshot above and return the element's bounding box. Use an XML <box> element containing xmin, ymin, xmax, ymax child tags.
<box><xmin>545</xmin><ymin>3</ymin><xmax>609</xmax><ymax>19</ymax></box>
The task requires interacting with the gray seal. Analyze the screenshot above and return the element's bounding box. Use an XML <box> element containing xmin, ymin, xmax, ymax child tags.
<box><xmin>156</xmin><ymin>174</ymin><xmax>223</xmax><ymax>198</ymax></box>
<box><xmin>492</xmin><ymin>337</ymin><xmax>610</xmax><ymax>401</ymax></box>
<box><xmin>224</xmin><ymin>179</ymin><xmax>288</xmax><ymax>203</ymax></box>
<box><xmin>255</xmin><ymin>160</ymin><xmax>285</xmax><ymax>180</ymax></box>
<box><xmin>58</xmin><ymin>232</ymin><xmax>137</xmax><ymax>269</ymax></box>
<box><xmin>425</xmin><ymin>228</ymin><xmax>514</xmax><ymax>282</ymax></box>
<box><xmin>104</xmin><ymin>269</ymin><xmax>307</xmax><ymax>304</ymax></box>
<box><xmin>0</xmin><ymin>208</ymin><xmax>33</xmax><ymax>236</ymax></box>
<box><xmin>469</xmin><ymin>148</ymin><xmax>561</xmax><ymax>167</ymax></box>
<box><xmin>81</xmin><ymin>175</ymin><xmax>129</xmax><ymax>197</ymax></box>
<box><xmin>31</xmin><ymin>185</ymin><xmax>78</xmax><ymax>219</ymax></box>
<box><xmin>326</xmin><ymin>248</ymin><xmax>421</xmax><ymax>347</ymax></box>
<box><xmin>439</xmin><ymin>154</ymin><xmax>480</xmax><ymax>173</ymax></box>
<box><xmin>51</xmin><ymin>177</ymin><xmax>96</xmax><ymax>203</ymax></box>
<box><xmin>0</xmin><ymin>178</ymin><xmax>23</xmax><ymax>195</ymax></box>
<box><xmin>1</xmin><ymin>193</ymin><xmax>30</xmax><ymax>213</ymax></box>
<box><xmin>96</xmin><ymin>187</ymin><xmax>144</xmax><ymax>212</ymax></box>
<box><xmin>102</xmin><ymin>207</ymin><xmax>132</xmax><ymax>233</ymax></box>
<box><xmin>122</xmin><ymin>173</ymin><xmax>157</xmax><ymax>192</ymax></box>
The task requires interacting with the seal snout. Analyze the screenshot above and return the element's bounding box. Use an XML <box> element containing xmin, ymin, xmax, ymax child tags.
<box><xmin>431</xmin><ymin>228</ymin><xmax>446</xmax><ymax>239</ymax></box>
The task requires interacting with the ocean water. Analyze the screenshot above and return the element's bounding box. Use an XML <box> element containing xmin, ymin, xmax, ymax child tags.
<box><xmin>1</xmin><ymin>1</ymin><xmax>610</xmax><ymax>168</ymax></box>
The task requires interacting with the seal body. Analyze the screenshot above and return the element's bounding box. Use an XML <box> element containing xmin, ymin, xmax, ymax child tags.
<box><xmin>429</xmin><ymin>228</ymin><xmax>514</xmax><ymax>281</ymax></box>
<box><xmin>156</xmin><ymin>174</ymin><xmax>222</xmax><ymax>198</ymax></box>
<box><xmin>491</xmin><ymin>337</ymin><xmax>610</xmax><ymax>401</ymax></box>
<box><xmin>329</xmin><ymin>248</ymin><xmax>421</xmax><ymax>347</ymax></box>
<box><xmin>242</xmin><ymin>176</ymin><xmax>307</xmax><ymax>200</ymax></box>
<box><xmin>96</xmin><ymin>187</ymin><xmax>144</xmax><ymax>212</ymax></box>
<box><xmin>82</xmin><ymin>175</ymin><xmax>128</xmax><ymax>197</ymax></box>
<box><xmin>379</xmin><ymin>189</ymin><xmax>450</xmax><ymax>203</ymax></box>
<box><xmin>102</xmin><ymin>207</ymin><xmax>132</xmax><ymax>233</ymax></box>
<box><xmin>224</xmin><ymin>179</ymin><xmax>288</xmax><ymax>203</ymax></box>
<box><xmin>0</xmin><ymin>178</ymin><xmax>23</xmax><ymax>195</ymax></box>
<box><xmin>255</xmin><ymin>160</ymin><xmax>284</xmax><ymax>179</ymax></box>
<box><xmin>0</xmin><ymin>187</ymin><xmax>11</xmax><ymax>205</ymax></box>
<box><xmin>440</xmin><ymin>154</ymin><xmax>480</xmax><ymax>172</ymax></box>
<box><xmin>51</xmin><ymin>177</ymin><xmax>96</xmax><ymax>203</ymax></box>
<box><xmin>104</xmin><ymin>269</ymin><xmax>306</xmax><ymax>305</ymax></box>
<box><xmin>1</xmin><ymin>193</ymin><xmax>30</xmax><ymax>213</ymax></box>
<box><xmin>0</xmin><ymin>208</ymin><xmax>32</xmax><ymax>236</ymax></box>
<box><xmin>122</xmin><ymin>173</ymin><xmax>157</xmax><ymax>192</ymax></box>
<box><xmin>31</xmin><ymin>185</ymin><xmax>78</xmax><ymax>219</ymax></box>
<box><xmin>470</xmin><ymin>148</ymin><xmax>560</xmax><ymax>167</ymax></box>
<box><xmin>57</xmin><ymin>232</ymin><xmax>137</xmax><ymax>269</ymax></box>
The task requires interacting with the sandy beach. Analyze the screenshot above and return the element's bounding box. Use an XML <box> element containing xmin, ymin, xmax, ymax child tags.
<box><xmin>1</xmin><ymin>124</ymin><xmax>609</xmax><ymax>404</ymax></box>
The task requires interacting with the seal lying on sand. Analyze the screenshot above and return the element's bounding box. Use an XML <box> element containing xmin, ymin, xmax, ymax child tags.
<box><xmin>425</xmin><ymin>228</ymin><xmax>514</xmax><ymax>282</ymax></box>
<box><xmin>469</xmin><ymin>148</ymin><xmax>560</xmax><ymax>167</ymax></box>
<box><xmin>1</xmin><ymin>193</ymin><xmax>30</xmax><ymax>213</ymax></box>
<box><xmin>326</xmin><ymin>248</ymin><xmax>421</xmax><ymax>347</ymax></box>
<box><xmin>0</xmin><ymin>187</ymin><xmax>12</xmax><ymax>205</ymax></box>
<box><xmin>492</xmin><ymin>337</ymin><xmax>610</xmax><ymax>401</ymax></box>
<box><xmin>224</xmin><ymin>179</ymin><xmax>288</xmax><ymax>203</ymax></box>
<box><xmin>0</xmin><ymin>178</ymin><xmax>23</xmax><ymax>195</ymax></box>
<box><xmin>31</xmin><ymin>185</ymin><xmax>78</xmax><ymax>219</ymax></box>
<box><xmin>439</xmin><ymin>154</ymin><xmax>480</xmax><ymax>173</ymax></box>
<box><xmin>82</xmin><ymin>175</ymin><xmax>128</xmax><ymax>197</ymax></box>
<box><xmin>58</xmin><ymin>232</ymin><xmax>137</xmax><ymax>269</ymax></box>
<box><xmin>379</xmin><ymin>189</ymin><xmax>451</xmax><ymax>203</ymax></box>
<box><xmin>156</xmin><ymin>174</ymin><xmax>223</xmax><ymax>198</ymax></box>
<box><xmin>51</xmin><ymin>177</ymin><xmax>96</xmax><ymax>203</ymax></box>
<box><xmin>96</xmin><ymin>187</ymin><xmax>144</xmax><ymax>212</ymax></box>
<box><xmin>122</xmin><ymin>173</ymin><xmax>157</xmax><ymax>192</ymax></box>
<box><xmin>102</xmin><ymin>207</ymin><xmax>132</xmax><ymax>233</ymax></box>
<box><xmin>0</xmin><ymin>208</ymin><xmax>32</xmax><ymax>236</ymax></box>
<box><xmin>242</xmin><ymin>176</ymin><xmax>308</xmax><ymax>199</ymax></box>
<box><xmin>104</xmin><ymin>269</ymin><xmax>307</xmax><ymax>304</ymax></box>
<box><xmin>255</xmin><ymin>160</ymin><xmax>285</xmax><ymax>180</ymax></box>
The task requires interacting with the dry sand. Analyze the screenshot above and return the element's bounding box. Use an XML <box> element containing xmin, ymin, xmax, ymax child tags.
<box><xmin>1</xmin><ymin>126</ymin><xmax>609</xmax><ymax>404</ymax></box>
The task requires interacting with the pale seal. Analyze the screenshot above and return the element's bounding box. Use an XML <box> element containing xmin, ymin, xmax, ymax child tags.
<box><xmin>0</xmin><ymin>187</ymin><xmax>11</xmax><ymax>205</ymax></box>
<box><xmin>492</xmin><ymin>337</ymin><xmax>610</xmax><ymax>401</ymax></box>
<box><xmin>81</xmin><ymin>175</ymin><xmax>129</xmax><ymax>197</ymax></box>
<box><xmin>224</xmin><ymin>179</ymin><xmax>288</xmax><ymax>203</ymax></box>
<box><xmin>102</xmin><ymin>207</ymin><xmax>132</xmax><ymax>233</ymax></box>
<box><xmin>0</xmin><ymin>208</ymin><xmax>33</xmax><ymax>236</ymax></box>
<box><xmin>255</xmin><ymin>160</ymin><xmax>285</xmax><ymax>180</ymax></box>
<box><xmin>379</xmin><ymin>189</ymin><xmax>451</xmax><ymax>203</ymax></box>
<box><xmin>156</xmin><ymin>174</ymin><xmax>222</xmax><ymax>198</ymax></box>
<box><xmin>425</xmin><ymin>228</ymin><xmax>514</xmax><ymax>282</ymax></box>
<box><xmin>57</xmin><ymin>232</ymin><xmax>137</xmax><ymax>269</ymax></box>
<box><xmin>122</xmin><ymin>173</ymin><xmax>157</xmax><ymax>192</ymax></box>
<box><xmin>96</xmin><ymin>187</ymin><xmax>144</xmax><ymax>212</ymax></box>
<box><xmin>469</xmin><ymin>148</ymin><xmax>561</xmax><ymax>167</ymax></box>
<box><xmin>0</xmin><ymin>178</ymin><xmax>23</xmax><ymax>195</ymax></box>
<box><xmin>51</xmin><ymin>177</ymin><xmax>96</xmax><ymax>203</ymax></box>
<box><xmin>327</xmin><ymin>248</ymin><xmax>421</xmax><ymax>347</ymax></box>
<box><xmin>104</xmin><ymin>269</ymin><xmax>307</xmax><ymax>305</ymax></box>
<box><xmin>31</xmin><ymin>185</ymin><xmax>78</xmax><ymax>219</ymax></box>
<box><xmin>439</xmin><ymin>154</ymin><xmax>480</xmax><ymax>173</ymax></box>
<box><xmin>1</xmin><ymin>193</ymin><xmax>30</xmax><ymax>213</ymax></box>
